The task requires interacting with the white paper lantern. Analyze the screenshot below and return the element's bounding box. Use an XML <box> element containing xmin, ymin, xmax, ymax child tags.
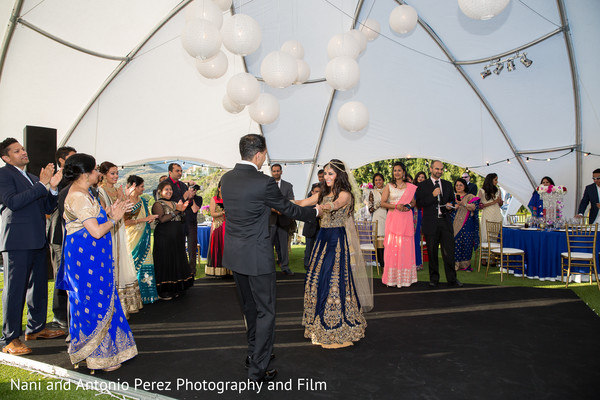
<box><xmin>325</xmin><ymin>57</ymin><xmax>360</xmax><ymax>91</ymax></box>
<box><xmin>181</xmin><ymin>19</ymin><xmax>222</xmax><ymax>60</ymax></box>
<box><xmin>222</xmin><ymin>94</ymin><xmax>245</xmax><ymax>114</ymax></box>
<box><xmin>327</xmin><ymin>33</ymin><xmax>360</xmax><ymax>60</ymax></box>
<box><xmin>260</xmin><ymin>51</ymin><xmax>298</xmax><ymax>88</ymax></box>
<box><xmin>347</xmin><ymin>29</ymin><xmax>367</xmax><ymax>54</ymax></box>
<box><xmin>338</xmin><ymin>101</ymin><xmax>369</xmax><ymax>132</ymax></box>
<box><xmin>196</xmin><ymin>51</ymin><xmax>228</xmax><ymax>79</ymax></box>
<box><xmin>360</xmin><ymin>18</ymin><xmax>380</xmax><ymax>41</ymax></box>
<box><xmin>280</xmin><ymin>40</ymin><xmax>305</xmax><ymax>59</ymax></box>
<box><xmin>295</xmin><ymin>59</ymin><xmax>310</xmax><ymax>84</ymax></box>
<box><xmin>221</xmin><ymin>14</ymin><xmax>262</xmax><ymax>56</ymax></box>
<box><xmin>213</xmin><ymin>0</ymin><xmax>232</xmax><ymax>12</ymax></box>
<box><xmin>458</xmin><ymin>0</ymin><xmax>510</xmax><ymax>20</ymax></box>
<box><xmin>184</xmin><ymin>0</ymin><xmax>223</xmax><ymax>29</ymax></box>
<box><xmin>226</xmin><ymin>73</ymin><xmax>260</xmax><ymax>105</ymax></box>
<box><xmin>389</xmin><ymin>5</ymin><xmax>418</xmax><ymax>34</ymax></box>
<box><xmin>248</xmin><ymin>93</ymin><xmax>280</xmax><ymax>125</ymax></box>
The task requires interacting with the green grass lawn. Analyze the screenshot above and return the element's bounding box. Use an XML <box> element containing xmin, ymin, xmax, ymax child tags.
<box><xmin>1</xmin><ymin>244</ymin><xmax>598</xmax><ymax>396</ymax></box>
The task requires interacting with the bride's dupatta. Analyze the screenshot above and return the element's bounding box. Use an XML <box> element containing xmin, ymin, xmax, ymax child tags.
<box><xmin>453</xmin><ymin>194</ymin><xmax>480</xmax><ymax>236</ymax></box>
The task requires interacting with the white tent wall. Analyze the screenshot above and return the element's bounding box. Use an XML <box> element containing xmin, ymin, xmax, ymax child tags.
<box><xmin>1</xmin><ymin>0</ymin><xmax>599</xmax><ymax>217</ymax></box>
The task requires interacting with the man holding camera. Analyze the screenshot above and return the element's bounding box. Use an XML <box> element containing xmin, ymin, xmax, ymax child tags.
<box><xmin>168</xmin><ymin>163</ymin><xmax>203</xmax><ymax>277</ymax></box>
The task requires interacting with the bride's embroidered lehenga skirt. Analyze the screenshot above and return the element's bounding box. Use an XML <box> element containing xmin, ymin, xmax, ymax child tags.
<box><xmin>61</xmin><ymin>215</ymin><xmax>137</xmax><ymax>369</ymax></box>
<box><xmin>302</xmin><ymin>226</ymin><xmax>367</xmax><ymax>347</ymax></box>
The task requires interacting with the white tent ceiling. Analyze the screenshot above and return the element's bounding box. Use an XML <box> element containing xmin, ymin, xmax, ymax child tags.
<box><xmin>1</xmin><ymin>0</ymin><xmax>599</xmax><ymax>214</ymax></box>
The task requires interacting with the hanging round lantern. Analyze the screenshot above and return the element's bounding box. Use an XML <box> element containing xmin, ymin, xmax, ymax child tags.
<box><xmin>184</xmin><ymin>0</ymin><xmax>224</xmax><ymax>29</ymax></box>
<box><xmin>327</xmin><ymin>33</ymin><xmax>360</xmax><ymax>60</ymax></box>
<box><xmin>248</xmin><ymin>93</ymin><xmax>280</xmax><ymax>125</ymax></box>
<box><xmin>213</xmin><ymin>0</ymin><xmax>233</xmax><ymax>12</ymax></box>
<box><xmin>325</xmin><ymin>56</ymin><xmax>359</xmax><ymax>91</ymax></box>
<box><xmin>389</xmin><ymin>5</ymin><xmax>419</xmax><ymax>34</ymax></box>
<box><xmin>181</xmin><ymin>19</ymin><xmax>222</xmax><ymax>60</ymax></box>
<box><xmin>347</xmin><ymin>29</ymin><xmax>367</xmax><ymax>54</ymax></box>
<box><xmin>226</xmin><ymin>72</ymin><xmax>260</xmax><ymax>105</ymax></box>
<box><xmin>360</xmin><ymin>18</ymin><xmax>381</xmax><ymax>41</ymax></box>
<box><xmin>222</xmin><ymin>94</ymin><xmax>245</xmax><ymax>114</ymax></box>
<box><xmin>458</xmin><ymin>0</ymin><xmax>510</xmax><ymax>20</ymax></box>
<box><xmin>280</xmin><ymin>40</ymin><xmax>305</xmax><ymax>59</ymax></box>
<box><xmin>338</xmin><ymin>101</ymin><xmax>369</xmax><ymax>132</ymax></box>
<box><xmin>295</xmin><ymin>59</ymin><xmax>310</xmax><ymax>84</ymax></box>
<box><xmin>221</xmin><ymin>14</ymin><xmax>262</xmax><ymax>56</ymax></box>
<box><xmin>195</xmin><ymin>51</ymin><xmax>228</xmax><ymax>79</ymax></box>
<box><xmin>260</xmin><ymin>51</ymin><xmax>298</xmax><ymax>88</ymax></box>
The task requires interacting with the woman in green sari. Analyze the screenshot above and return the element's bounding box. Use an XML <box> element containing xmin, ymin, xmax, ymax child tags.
<box><xmin>124</xmin><ymin>175</ymin><xmax>159</xmax><ymax>304</ymax></box>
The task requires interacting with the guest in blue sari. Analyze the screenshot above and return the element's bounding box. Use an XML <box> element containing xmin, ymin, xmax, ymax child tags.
<box><xmin>124</xmin><ymin>175</ymin><xmax>159</xmax><ymax>304</ymax></box>
<box><xmin>528</xmin><ymin>176</ymin><xmax>554</xmax><ymax>218</ymax></box>
<box><xmin>58</xmin><ymin>154</ymin><xmax>137</xmax><ymax>372</ymax></box>
<box><xmin>451</xmin><ymin>178</ymin><xmax>480</xmax><ymax>272</ymax></box>
<box><xmin>413</xmin><ymin>171</ymin><xmax>427</xmax><ymax>270</ymax></box>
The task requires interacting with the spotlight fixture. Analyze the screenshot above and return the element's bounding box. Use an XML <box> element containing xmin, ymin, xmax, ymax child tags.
<box><xmin>481</xmin><ymin>67</ymin><xmax>491</xmax><ymax>79</ymax></box>
<box><xmin>493</xmin><ymin>62</ymin><xmax>504</xmax><ymax>75</ymax></box>
<box><xmin>585</xmin><ymin>152</ymin><xmax>591</xmax><ymax>156</ymax></box>
<box><xmin>507</xmin><ymin>59</ymin><xmax>516</xmax><ymax>71</ymax></box>
<box><xmin>520</xmin><ymin>53</ymin><xmax>533</xmax><ymax>67</ymax></box>
<box><xmin>526</xmin><ymin>157</ymin><xmax>530</xmax><ymax>162</ymax></box>
<box><xmin>506</xmin><ymin>159</ymin><xmax>510</xmax><ymax>164</ymax></box>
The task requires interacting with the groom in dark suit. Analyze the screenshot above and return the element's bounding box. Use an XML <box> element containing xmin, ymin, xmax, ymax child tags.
<box><xmin>221</xmin><ymin>134</ymin><xmax>318</xmax><ymax>382</ymax></box>
<box><xmin>0</xmin><ymin>138</ymin><xmax>65</xmax><ymax>356</ymax></box>
<box><xmin>415</xmin><ymin>160</ymin><xmax>462</xmax><ymax>288</ymax></box>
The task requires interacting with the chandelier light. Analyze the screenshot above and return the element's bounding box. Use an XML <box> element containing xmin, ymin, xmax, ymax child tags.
<box><xmin>221</xmin><ymin>14</ymin><xmax>262</xmax><ymax>56</ymax></box>
<box><xmin>226</xmin><ymin>72</ymin><xmax>260</xmax><ymax>105</ymax></box>
<box><xmin>184</xmin><ymin>0</ymin><xmax>223</xmax><ymax>28</ymax></box>
<box><xmin>295</xmin><ymin>59</ymin><xmax>311</xmax><ymax>84</ymax></box>
<box><xmin>325</xmin><ymin>56</ymin><xmax>360</xmax><ymax>91</ymax></box>
<box><xmin>280</xmin><ymin>40</ymin><xmax>305</xmax><ymax>59</ymax></box>
<box><xmin>360</xmin><ymin>18</ymin><xmax>381</xmax><ymax>41</ymax></box>
<box><xmin>181</xmin><ymin>18</ymin><xmax>222</xmax><ymax>60</ymax></box>
<box><xmin>347</xmin><ymin>29</ymin><xmax>367</xmax><ymax>54</ymax></box>
<box><xmin>260</xmin><ymin>51</ymin><xmax>298</xmax><ymax>88</ymax></box>
<box><xmin>213</xmin><ymin>0</ymin><xmax>232</xmax><ymax>12</ymax></box>
<box><xmin>222</xmin><ymin>94</ymin><xmax>245</xmax><ymax>114</ymax></box>
<box><xmin>195</xmin><ymin>51</ymin><xmax>228</xmax><ymax>79</ymax></box>
<box><xmin>338</xmin><ymin>101</ymin><xmax>369</xmax><ymax>132</ymax></box>
<box><xmin>327</xmin><ymin>33</ymin><xmax>360</xmax><ymax>60</ymax></box>
<box><xmin>248</xmin><ymin>93</ymin><xmax>280</xmax><ymax>125</ymax></box>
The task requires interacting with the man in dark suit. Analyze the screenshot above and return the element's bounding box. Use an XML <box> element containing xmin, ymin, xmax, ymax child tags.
<box><xmin>46</xmin><ymin>146</ymin><xmax>76</xmax><ymax>330</ymax></box>
<box><xmin>269</xmin><ymin>163</ymin><xmax>295</xmax><ymax>275</ymax></box>
<box><xmin>462</xmin><ymin>172</ymin><xmax>478</xmax><ymax>196</ymax></box>
<box><xmin>415</xmin><ymin>160</ymin><xmax>462</xmax><ymax>288</ymax></box>
<box><xmin>302</xmin><ymin>183</ymin><xmax>321</xmax><ymax>270</ymax></box>
<box><xmin>221</xmin><ymin>134</ymin><xmax>318</xmax><ymax>382</ymax></box>
<box><xmin>0</xmin><ymin>138</ymin><xmax>65</xmax><ymax>356</ymax></box>
<box><xmin>577</xmin><ymin>168</ymin><xmax>600</xmax><ymax>224</ymax></box>
<box><xmin>168</xmin><ymin>163</ymin><xmax>202</xmax><ymax>276</ymax></box>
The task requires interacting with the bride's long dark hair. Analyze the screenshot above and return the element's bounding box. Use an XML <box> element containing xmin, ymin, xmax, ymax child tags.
<box><xmin>318</xmin><ymin>159</ymin><xmax>354</xmax><ymax>212</ymax></box>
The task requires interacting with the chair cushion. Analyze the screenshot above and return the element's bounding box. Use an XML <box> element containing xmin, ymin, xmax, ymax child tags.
<box><xmin>491</xmin><ymin>248</ymin><xmax>524</xmax><ymax>255</ymax></box>
<box><xmin>360</xmin><ymin>244</ymin><xmax>376</xmax><ymax>251</ymax></box>
<box><xmin>560</xmin><ymin>252</ymin><xmax>594</xmax><ymax>259</ymax></box>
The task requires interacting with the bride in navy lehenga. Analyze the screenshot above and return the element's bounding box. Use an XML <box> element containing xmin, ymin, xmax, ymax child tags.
<box><xmin>295</xmin><ymin>159</ymin><xmax>373</xmax><ymax>349</ymax></box>
<box><xmin>57</xmin><ymin>154</ymin><xmax>137</xmax><ymax>372</ymax></box>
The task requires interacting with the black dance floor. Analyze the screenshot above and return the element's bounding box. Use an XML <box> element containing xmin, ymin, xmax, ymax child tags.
<box><xmin>20</xmin><ymin>275</ymin><xmax>600</xmax><ymax>400</ymax></box>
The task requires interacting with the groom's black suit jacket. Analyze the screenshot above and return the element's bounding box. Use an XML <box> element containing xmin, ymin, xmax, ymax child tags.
<box><xmin>416</xmin><ymin>178</ymin><xmax>456</xmax><ymax>234</ymax></box>
<box><xmin>221</xmin><ymin>163</ymin><xmax>316</xmax><ymax>276</ymax></box>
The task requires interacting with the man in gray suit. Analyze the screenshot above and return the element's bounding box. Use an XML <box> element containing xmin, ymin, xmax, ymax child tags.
<box><xmin>221</xmin><ymin>134</ymin><xmax>318</xmax><ymax>382</ymax></box>
<box><xmin>269</xmin><ymin>163</ymin><xmax>295</xmax><ymax>275</ymax></box>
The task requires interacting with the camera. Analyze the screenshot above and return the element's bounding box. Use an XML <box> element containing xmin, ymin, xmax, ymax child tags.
<box><xmin>191</xmin><ymin>184</ymin><xmax>201</xmax><ymax>191</ymax></box>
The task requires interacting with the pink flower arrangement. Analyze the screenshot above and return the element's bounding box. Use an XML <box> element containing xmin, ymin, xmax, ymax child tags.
<box><xmin>536</xmin><ymin>184</ymin><xmax>567</xmax><ymax>194</ymax></box>
<box><xmin>360</xmin><ymin>182</ymin><xmax>374</xmax><ymax>189</ymax></box>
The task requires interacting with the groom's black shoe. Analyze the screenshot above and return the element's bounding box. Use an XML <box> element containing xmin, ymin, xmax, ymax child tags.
<box><xmin>245</xmin><ymin>354</ymin><xmax>275</xmax><ymax>369</ymax></box>
<box><xmin>252</xmin><ymin>369</ymin><xmax>277</xmax><ymax>383</ymax></box>
<box><xmin>448</xmin><ymin>279</ymin><xmax>464</xmax><ymax>287</ymax></box>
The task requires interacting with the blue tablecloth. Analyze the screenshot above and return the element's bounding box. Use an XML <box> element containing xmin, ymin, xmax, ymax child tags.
<box><xmin>502</xmin><ymin>227</ymin><xmax>599</xmax><ymax>280</ymax></box>
<box><xmin>197</xmin><ymin>225</ymin><xmax>211</xmax><ymax>259</ymax></box>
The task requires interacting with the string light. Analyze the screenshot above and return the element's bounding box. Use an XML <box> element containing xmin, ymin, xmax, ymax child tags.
<box><xmin>506</xmin><ymin>159</ymin><xmax>510</xmax><ymax>164</ymax></box>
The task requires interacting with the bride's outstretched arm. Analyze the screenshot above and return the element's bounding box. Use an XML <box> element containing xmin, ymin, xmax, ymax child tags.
<box><xmin>294</xmin><ymin>193</ymin><xmax>319</xmax><ymax>207</ymax></box>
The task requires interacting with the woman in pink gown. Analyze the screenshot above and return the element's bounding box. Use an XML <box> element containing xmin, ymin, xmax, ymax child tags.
<box><xmin>380</xmin><ymin>161</ymin><xmax>418</xmax><ymax>287</ymax></box>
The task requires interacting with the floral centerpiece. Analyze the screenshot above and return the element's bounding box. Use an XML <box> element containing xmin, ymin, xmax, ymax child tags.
<box><xmin>535</xmin><ymin>184</ymin><xmax>567</xmax><ymax>224</ymax></box>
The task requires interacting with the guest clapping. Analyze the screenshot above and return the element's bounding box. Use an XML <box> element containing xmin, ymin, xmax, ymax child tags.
<box><xmin>451</xmin><ymin>178</ymin><xmax>480</xmax><ymax>271</ymax></box>
<box><xmin>479</xmin><ymin>173</ymin><xmax>503</xmax><ymax>244</ymax></box>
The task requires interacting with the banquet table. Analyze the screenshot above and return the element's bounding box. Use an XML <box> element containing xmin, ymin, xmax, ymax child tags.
<box><xmin>502</xmin><ymin>227</ymin><xmax>600</xmax><ymax>281</ymax></box>
<box><xmin>197</xmin><ymin>224</ymin><xmax>211</xmax><ymax>259</ymax></box>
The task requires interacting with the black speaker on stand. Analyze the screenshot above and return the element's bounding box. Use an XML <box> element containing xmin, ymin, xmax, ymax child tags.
<box><xmin>23</xmin><ymin>125</ymin><xmax>57</xmax><ymax>178</ymax></box>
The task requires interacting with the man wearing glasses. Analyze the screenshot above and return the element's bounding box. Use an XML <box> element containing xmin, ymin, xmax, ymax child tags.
<box><xmin>576</xmin><ymin>168</ymin><xmax>600</xmax><ymax>224</ymax></box>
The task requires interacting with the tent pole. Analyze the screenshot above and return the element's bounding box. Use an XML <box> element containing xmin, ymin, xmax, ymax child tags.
<box><xmin>0</xmin><ymin>0</ymin><xmax>25</xmax><ymax>86</ymax></box>
<box><xmin>557</xmin><ymin>0</ymin><xmax>582</xmax><ymax>213</ymax></box>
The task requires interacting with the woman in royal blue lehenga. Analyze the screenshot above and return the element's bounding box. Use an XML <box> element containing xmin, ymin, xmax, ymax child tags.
<box><xmin>295</xmin><ymin>159</ymin><xmax>372</xmax><ymax>349</ymax></box>
<box><xmin>58</xmin><ymin>154</ymin><xmax>137</xmax><ymax>373</ymax></box>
